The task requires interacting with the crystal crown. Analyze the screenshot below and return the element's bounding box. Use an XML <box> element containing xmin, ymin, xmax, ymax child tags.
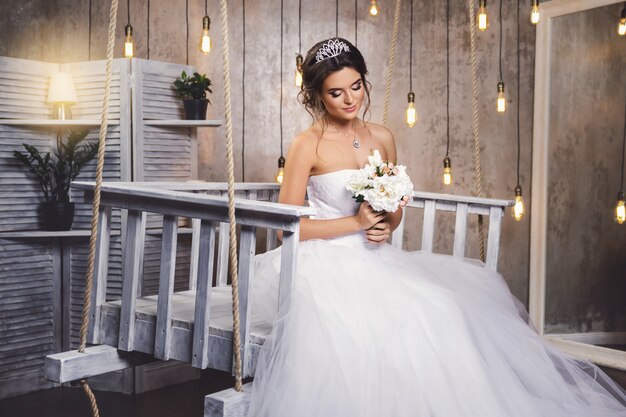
<box><xmin>315</xmin><ymin>39</ymin><xmax>351</xmax><ymax>63</ymax></box>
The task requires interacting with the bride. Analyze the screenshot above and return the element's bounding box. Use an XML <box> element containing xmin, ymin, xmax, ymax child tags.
<box><xmin>247</xmin><ymin>37</ymin><xmax>626</xmax><ymax>416</ymax></box>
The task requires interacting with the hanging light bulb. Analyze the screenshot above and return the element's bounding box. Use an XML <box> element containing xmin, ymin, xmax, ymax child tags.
<box><xmin>200</xmin><ymin>15</ymin><xmax>212</xmax><ymax>54</ymax></box>
<box><xmin>369</xmin><ymin>0</ymin><xmax>379</xmax><ymax>16</ymax></box>
<box><xmin>477</xmin><ymin>0</ymin><xmax>489</xmax><ymax>31</ymax></box>
<box><xmin>124</xmin><ymin>24</ymin><xmax>134</xmax><ymax>58</ymax></box>
<box><xmin>513</xmin><ymin>185</ymin><xmax>525</xmax><ymax>221</ymax></box>
<box><xmin>276</xmin><ymin>156</ymin><xmax>285</xmax><ymax>184</ymax></box>
<box><xmin>619</xmin><ymin>6</ymin><xmax>626</xmax><ymax>36</ymax></box>
<box><xmin>443</xmin><ymin>156</ymin><xmax>452</xmax><ymax>186</ymax></box>
<box><xmin>294</xmin><ymin>54</ymin><xmax>303</xmax><ymax>88</ymax></box>
<box><xmin>406</xmin><ymin>92</ymin><xmax>417</xmax><ymax>128</ymax></box>
<box><xmin>497</xmin><ymin>81</ymin><xmax>506</xmax><ymax>113</ymax></box>
<box><xmin>616</xmin><ymin>191</ymin><xmax>626</xmax><ymax>224</ymax></box>
<box><xmin>530</xmin><ymin>0</ymin><xmax>540</xmax><ymax>24</ymax></box>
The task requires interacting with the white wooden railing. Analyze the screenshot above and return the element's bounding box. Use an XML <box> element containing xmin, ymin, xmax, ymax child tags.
<box><xmin>73</xmin><ymin>181</ymin><xmax>312</xmax><ymax>375</ymax></box>
<box><xmin>393</xmin><ymin>191</ymin><xmax>514</xmax><ymax>270</ymax></box>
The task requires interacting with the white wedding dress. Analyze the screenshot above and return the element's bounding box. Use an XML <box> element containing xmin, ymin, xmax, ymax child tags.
<box><xmin>247</xmin><ymin>169</ymin><xmax>626</xmax><ymax>417</ymax></box>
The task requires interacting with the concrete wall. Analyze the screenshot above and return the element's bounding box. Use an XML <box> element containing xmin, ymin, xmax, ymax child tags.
<box><xmin>0</xmin><ymin>0</ymin><xmax>621</xmax><ymax>332</ymax></box>
<box><xmin>546</xmin><ymin>4</ymin><xmax>626</xmax><ymax>333</ymax></box>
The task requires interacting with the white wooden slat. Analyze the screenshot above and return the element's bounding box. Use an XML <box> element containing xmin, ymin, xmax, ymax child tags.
<box><xmin>236</xmin><ymin>225</ymin><xmax>256</xmax><ymax>377</ymax></box>
<box><xmin>421</xmin><ymin>200</ymin><xmax>436</xmax><ymax>253</ymax></box>
<box><xmin>265</xmin><ymin>190</ymin><xmax>280</xmax><ymax>251</ymax></box>
<box><xmin>118</xmin><ymin>210</ymin><xmax>146</xmax><ymax>352</ymax></box>
<box><xmin>154</xmin><ymin>215</ymin><xmax>179</xmax><ymax>360</ymax></box>
<box><xmin>452</xmin><ymin>203</ymin><xmax>469</xmax><ymax>258</ymax></box>
<box><xmin>486</xmin><ymin>206</ymin><xmax>503</xmax><ymax>270</ymax></box>
<box><xmin>192</xmin><ymin>220</ymin><xmax>217</xmax><ymax>369</ymax></box>
<box><xmin>217</xmin><ymin>222</ymin><xmax>230</xmax><ymax>287</ymax></box>
<box><xmin>278</xmin><ymin>226</ymin><xmax>300</xmax><ymax>310</ymax></box>
<box><xmin>390</xmin><ymin>208</ymin><xmax>406</xmax><ymax>249</ymax></box>
<box><xmin>87</xmin><ymin>206</ymin><xmax>111</xmax><ymax>344</ymax></box>
<box><xmin>188</xmin><ymin>218</ymin><xmax>201</xmax><ymax>290</ymax></box>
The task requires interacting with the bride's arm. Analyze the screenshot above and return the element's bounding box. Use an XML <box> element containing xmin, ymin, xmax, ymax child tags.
<box><xmin>278</xmin><ymin>133</ymin><xmax>383</xmax><ymax>241</ymax></box>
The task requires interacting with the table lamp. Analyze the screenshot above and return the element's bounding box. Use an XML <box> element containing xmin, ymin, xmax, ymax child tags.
<box><xmin>47</xmin><ymin>72</ymin><xmax>78</xmax><ymax>120</ymax></box>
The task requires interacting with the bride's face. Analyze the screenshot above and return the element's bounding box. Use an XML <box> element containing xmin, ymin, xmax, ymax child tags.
<box><xmin>319</xmin><ymin>67</ymin><xmax>364</xmax><ymax>122</ymax></box>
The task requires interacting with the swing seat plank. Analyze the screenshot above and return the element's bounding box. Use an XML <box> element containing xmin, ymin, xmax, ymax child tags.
<box><xmin>44</xmin><ymin>345</ymin><xmax>153</xmax><ymax>383</ymax></box>
<box><xmin>204</xmin><ymin>384</ymin><xmax>253</xmax><ymax>417</ymax></box>
<box><xmin>98</xmin><ymin>286</ymin><xmax>273</xmax><ymax>374</ymax></box>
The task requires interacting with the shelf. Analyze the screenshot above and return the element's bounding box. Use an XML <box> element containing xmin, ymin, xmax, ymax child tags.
<box><xmin>0</xmin><ymin>230</ymin><xmax>92</xmax><ymax>238</ymax></box>
<box><xmin>0</xmin><ymin>119</ymin><xmax>119</xmax><ymax>127</ymax></box>
<box><xmin>0</xmin><ymin>227</ymin><xmax>193</xmax><ymax>239</ymax></box>
<box><xmin>143</xmin><ymin>119</ymin><xmax>222</xmax><ymax>127</ymax></box>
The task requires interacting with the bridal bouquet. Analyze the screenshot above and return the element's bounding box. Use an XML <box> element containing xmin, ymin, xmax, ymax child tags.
<box><xmin>346</xmin><ymin>150</ymin><xmax>413</xmax><ymax>212</ymax></box>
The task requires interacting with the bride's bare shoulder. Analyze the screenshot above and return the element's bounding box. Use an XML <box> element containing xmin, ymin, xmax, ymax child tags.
<box><xmin>286</xmin><ymin>125</ymin><xmax>320</xmax><ymax>166</ymax></box>
<box><xmin>365</xmin><ymin>122</ymin><xmax>397</xmax><ymax>159</ymax></box>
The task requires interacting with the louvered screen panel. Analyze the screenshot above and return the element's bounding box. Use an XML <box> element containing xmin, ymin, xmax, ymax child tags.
<box><xmin>64</xmin><ymin>59</ymin><xmax>129</xmax><ymax>349</ymax></box>
<box><xmin>141</xmin><ymin>234</ymin><xmax>193</xmax><ymax>297</ymax></box>
<box><xmin>0</xmin><ymin>58</ymin><xmax>58</xmax><ymax>232</ymax></box>
<box><xmin>0</xmin><ymin>241</ymin><xmax>54</xmax><ymax>384</ymax></box>
<box><xmin>133</xmin><ymin>59</ymin><xmax>196</xmax><ymax>229</ymax></box>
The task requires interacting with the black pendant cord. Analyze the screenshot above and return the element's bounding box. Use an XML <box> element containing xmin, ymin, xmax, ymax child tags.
<box><xmin>298</xmin><ymin>0</ymin><xmax>302</xmax><ymax>54</ymax></box>
<box><xmin>620</xmin><ymin>92</ymin><xmax>626</xmax><ymax>192</ymax></box>
<box><xmin>185</xmin><ymin>0</ymin><xmax>189</xmax><ymax>65</ymax></box>
<box><xmin>498</xmin><ymin>0</ymin><xmax>503</xmax><ymax>82</ymax></box>
<box><xmin>336</xmin><ymin>0</ymin><xmax>339</xmax><ymax>37</ymax></box>
<box><xmin>280</xmin><ymin>0</ymin><xmax>284</xmax><ymax>157</ymax></box>
<box><xmin>127</xmin><ymin>0</ymin><xmax>130</xmax><ymax>25</ymax></box>
<box><xmin>242</xmin><ymin>0</ymin><xmax>246</xmax><ymax>180</ymax></box>
<box><xmin>147</xmin><ymin>0</ymin><xmax>150</xmax><ymax>59</ymax></box>
<box><xmin>354</xmin><ymin>0</ymin><xmax>358</xmax><ymax>46</ymax></box>
<box><xmin>445</xmin><ymin>0</ymin><xmax>450</xmax><ymax>157</ymax></box>
<box><xmin>409</xmin><ymin>0</ymin><xmax>413</xmax><ymax>93</ymax></box>
<box><xmin>516</xmin><ymin>0</ymin><xmax>521</xmax><ymax>187</ymax></box>
<box><xmin>88</xmin><ymin>0</ymin><xmax>92</xmax><ymax>60</ymax></box>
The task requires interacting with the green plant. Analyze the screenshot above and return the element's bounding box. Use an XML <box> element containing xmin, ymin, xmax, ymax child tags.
<box><xmin>173</xmin><ymin>71</ymin><xmax>213</xmax><ymax>101</ymax></box>
<box><xmin>13</xmin><ymin>129</ymin><xmax>99</xmax><ymax>203</ymax></box>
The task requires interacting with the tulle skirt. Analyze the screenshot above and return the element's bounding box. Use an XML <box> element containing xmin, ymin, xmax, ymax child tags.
<box><xmin>247</xmin><ymin>233</ymin><xmax>626</xmax><ymax>417</ymax></box>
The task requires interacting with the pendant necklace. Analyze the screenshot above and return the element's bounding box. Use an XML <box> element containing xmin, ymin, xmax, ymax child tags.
<box><xmin>330</xmin><ymin>121</ymin><xmax>361</xmax><ymax>149</ymax></box>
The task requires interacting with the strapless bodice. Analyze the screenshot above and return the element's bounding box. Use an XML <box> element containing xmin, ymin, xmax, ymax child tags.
<box><xmin>306</xmin><ymin>169</ymin><xmax>367</xmax><ymax>247</ymax></box>
<box><xmin>306</xmin><ymin>169</ymin><xmax>361</xmax><ymax>220</ymax></box>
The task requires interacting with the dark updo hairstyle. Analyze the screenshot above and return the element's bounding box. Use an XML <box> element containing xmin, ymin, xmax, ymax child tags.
<box><xmin>298</xmin><ymin>37</ymin><xmax>371</xmax><ymax>124</ymax></box>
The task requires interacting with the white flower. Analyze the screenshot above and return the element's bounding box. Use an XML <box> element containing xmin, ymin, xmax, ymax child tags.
<box><xmin>345</xmin><ymin>151</ymin><xmax>414</xmax><ymax>213</ymax></box>
<box><xmin>367</xmin><ymin>149</ymin><xmax>383</xmax><ymax>168</ymax></box>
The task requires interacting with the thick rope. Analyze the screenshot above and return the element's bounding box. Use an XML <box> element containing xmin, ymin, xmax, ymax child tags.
<box><xmin>466</xmin><ymin>0</ymin><xmax>486</xmax><ymax>262</ymax></box>
<box><xmin>382</xmin><ymin>0</ymin><xmax>402</xmax><ymax>126</ymax></box>
<box><xmin>77</xmin><ymin>0</ymin><xmax>119</xmax><ymax>415</ymax></box>
<box><xmin>219</xmin><ymin>0</ymin><xmax>243</xmax><ymax>392</ymax></box>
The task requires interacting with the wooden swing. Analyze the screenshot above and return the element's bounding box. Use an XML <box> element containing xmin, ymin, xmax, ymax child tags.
<box><xmin>43</xmin><ymin>0</ymin><xmax>513</xmax><ymax>416</ymax></box>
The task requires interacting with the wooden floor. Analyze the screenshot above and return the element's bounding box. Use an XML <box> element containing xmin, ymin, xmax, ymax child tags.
<box><xmin>2</xmin><ymin>366</ymin><xmax>625</xmax><ymax>417</ymax></box>
<box><xmin>99</xmin><ymin>286</ymin><xmax>272</xmax><ymax>372</ymax></box>
<box><xmin>0</xmin><ymin>369</ymin><xmax>237</xmax><ymax>417</ymax></box>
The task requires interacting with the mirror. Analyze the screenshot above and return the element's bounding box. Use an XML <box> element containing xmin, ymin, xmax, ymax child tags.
<box><xmin>530</xmin><ymin>0</ymin><xmax>626</xmax><ymax>369</ymax></box>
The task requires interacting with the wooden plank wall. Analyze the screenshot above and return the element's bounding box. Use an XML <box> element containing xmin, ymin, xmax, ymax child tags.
<box><xmin>0</xmin><ymin>57</ymin><xmax>61</xmax><ymax>397</ymax></box>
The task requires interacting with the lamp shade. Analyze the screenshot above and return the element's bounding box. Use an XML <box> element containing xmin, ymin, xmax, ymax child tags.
<box><xmin>47</xmin><ymin>72</ymin><xmax>78</xmax><ymax>104</ymax></box>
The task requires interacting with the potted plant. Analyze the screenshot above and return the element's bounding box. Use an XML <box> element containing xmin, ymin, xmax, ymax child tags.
<box><xmin>173</xmin><ymin>71</ymin><xmax>213</xmax><ymax>120</ymax></box>
<box><xmin>13</xmin><ymin>129</ymin><xmax>99</xmax><ymax>231</ymax></box>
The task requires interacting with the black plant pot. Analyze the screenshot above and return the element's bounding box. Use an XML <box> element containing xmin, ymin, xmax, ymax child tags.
<box><xmin>41</xmin><ymin>201</ymin><xmax>75</xmax><ymax>231</ymax></box>
<box><xmin>183</xmin><ymin>99</ymin><xmax>209</xmax><ymax>120</ymax></box>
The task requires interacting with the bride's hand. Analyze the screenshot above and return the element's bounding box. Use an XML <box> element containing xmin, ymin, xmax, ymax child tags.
<box><xmin>355</xmin><ymin>202</ymin><xmax>385</xmax><ymax>230</ymax></box>
<box><xmin>365</xmin><ymin>220</ymin><xmax>390</xmax><ymax>244</ymax></box>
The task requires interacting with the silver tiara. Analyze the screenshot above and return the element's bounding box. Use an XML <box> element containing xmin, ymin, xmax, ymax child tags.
<box><xmin>315</xmin><ymin>39</ymin><xmax>350</xmax><ymax>63</ymax></box>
